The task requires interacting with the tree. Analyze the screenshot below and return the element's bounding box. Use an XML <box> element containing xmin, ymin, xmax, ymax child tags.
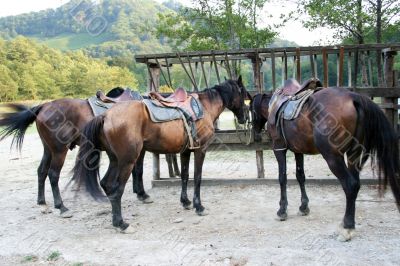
<box><xmin>0</xmin><ymin>65</ymin><xmax>18</xmax><ymax>102</ymax></box>
<box><xmin>156</xmin><ymin>0</ymin><xmax>277</xmax><ymax>51</ymax></box>
<box><xmin>297</xmin><ymin>0</ymin><xmax>400</xmax><ymax>85</ymax></box>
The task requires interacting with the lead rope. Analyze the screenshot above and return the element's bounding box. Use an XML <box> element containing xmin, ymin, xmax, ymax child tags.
<box><xmin>234</xmin><ymin>105</ymin><xmax>252</xmax><ymax>145</ymax></box>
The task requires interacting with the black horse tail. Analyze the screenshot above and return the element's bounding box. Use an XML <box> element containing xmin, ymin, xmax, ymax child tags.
<box><xmin>72</xmin><ymin>116</ymin><xmax>105</xmax><ymax>200</ymax></box>
<box><xmin>353</xmin><ymin>94</ymin><xmax>400</xmax><ymax>210</ymax></box>
<box><xmin>0</xmin><ymin>103</ymin><xmax>43</xmax><ymax>150</ymax></box>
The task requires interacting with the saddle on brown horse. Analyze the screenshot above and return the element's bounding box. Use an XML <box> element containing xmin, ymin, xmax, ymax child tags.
<box><xmin>146</xmin><ymin>88</ymin><xmax>204</xmax><ymax>149</ymax></box>
<box><xmin>268</xmin><ymin>78</ymin><xmax>323</xmax><ymax>149</ymax></box>
<box><xmin>148</xmin><ymin>88</ymin><xmax>202</xmax><ymax>121</ymax></box>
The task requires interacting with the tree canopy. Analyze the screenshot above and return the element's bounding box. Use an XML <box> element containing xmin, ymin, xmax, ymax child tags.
<box><xmin>0</xmin><ymin>37</ymin><xmax>137</xmax><ymax>102</ymax></box>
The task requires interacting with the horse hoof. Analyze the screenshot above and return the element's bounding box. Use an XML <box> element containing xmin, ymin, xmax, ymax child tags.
<box><xmin>40</xmin><ymin>205</ymin><xmax>52</xmax><ymax>214</ymax></box>
<box><xmin>298</xmin><ymin>207</ymin><xmax>310</xmax><ymax>216</ymax></box>
<box><xmin>337</xmin><ymin>224</ymin><xmax>355</xmax><ymax>242</ymax></box>
<box><xmin>196</xmin><ymin>210</ymin><xmax>208</xmax><ymax>216</ymax></box>
<box><xmin>60</xmin><ymin>210</ymin><xmax>73</xmax><ymax>218</ymax></box>
<box><xmin>181</xmin><ymin>199</ymin><xmax>192</xmax><ymax>210</ymax></box>
<box><xmin>139</xmin><ymin>197</ymin><xmax>153</xmax><ymax>204</ymax></box>
<box><xmin>276</xmin><ymin>211</ymin><xmax>288</xmax><ymax>221</ymax></box>
<box><xmin>120</xmin><ymin>225</ymin><xmax>135</xmax><ymax>234</ymax></box>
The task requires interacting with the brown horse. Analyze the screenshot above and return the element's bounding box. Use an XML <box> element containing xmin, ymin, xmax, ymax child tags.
<box><xmin>0</xmin><ymin>88</ymin><xmax>177</xmax><ymax>217</ymax></box>
<box><xmin>251</xmin><ymin>86</ymin><xmax>400</xmax><ymax>241</ymax></box>
<box><xmin>71</xmin><ymin>77</ymin><xmax>250</xmax><ymax>233</ymax></box>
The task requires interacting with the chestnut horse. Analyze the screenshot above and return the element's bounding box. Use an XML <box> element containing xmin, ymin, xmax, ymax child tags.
<box><xmin>251</xmin><ymin>87</ymin><xmax>400</xmax><ymax>241</ymax></box>
<box><xmin>71</xmin><ymin>77</ymin><xmax>250</xmax><ymax>232</ymax></box>
<box><xmin>0</xmin><ymin>88</ymin><xmax>177</xmax><ymax>217</ymax></box>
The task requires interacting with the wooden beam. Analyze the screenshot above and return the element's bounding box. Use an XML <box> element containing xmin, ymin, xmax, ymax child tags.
<box><xmin>296</xmin><ymin>48</ymin><xmax>301</xmax><ymax>82</ymax></box>
<box><xmin>338</xmin><ymin>46</ymin><xmax>344</xmax><ymax>86</ymax></box>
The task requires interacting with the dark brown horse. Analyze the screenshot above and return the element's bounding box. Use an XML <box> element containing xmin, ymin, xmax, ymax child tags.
<box><xmin>71</xmin><ymin>77</ymin><xmax>250</xmax><ymax>233</ymax></box>
<box><xmin>251</xmin><ymin>86</ymin><xmax>400</xmax><ymax>241</ymax></box>
<box><xmin>0</xmin><ymin>88</ymin><xmax>178</xmax><ymax>217</ymax></box>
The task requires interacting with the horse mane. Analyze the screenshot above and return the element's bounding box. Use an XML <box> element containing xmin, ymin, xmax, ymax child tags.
<box><xmin>251</xmin><ymin>93</ymin><xmax>272</xmax><ymax>119</ymax></box>
<box><xmin>201</xmin><ymin>80</ymin><xmax>237</xmax><ymax>107</ymax></box>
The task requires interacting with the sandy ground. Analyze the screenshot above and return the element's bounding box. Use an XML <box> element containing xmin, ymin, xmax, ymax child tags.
<box><xmin>0</xmin><ymin>133</ymin><xmax>399</xmax><ymax>266</ymax></box>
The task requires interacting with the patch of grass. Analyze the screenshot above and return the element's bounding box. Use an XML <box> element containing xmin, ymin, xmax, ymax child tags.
<box><xmin>71</xmin><ymin>263</ymin><xmax>83</xmax><ymax>266</ymax></box>
<box><xmin>31</xmin><ymin>32</ymin><xmax>113</xmax><ymax>51</ymax></box>
<box><xmin>21</xmin><ymin>255</ymin><xmax>38</xmax><ymax>263</ymax></box>
<box><xmin>47</xmin><ymin>251</ymin><xmax>61</xmax><ymax>261</ymax></box>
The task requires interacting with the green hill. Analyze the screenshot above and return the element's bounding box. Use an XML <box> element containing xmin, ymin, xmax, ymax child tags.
<box><xmin>0</xmin><ymin>0</ymin><xmax>173</xmax><ymax>56</ymax></box>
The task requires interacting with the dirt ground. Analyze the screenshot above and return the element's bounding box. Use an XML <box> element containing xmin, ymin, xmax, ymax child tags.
<box><xmin>0</xmin><ymin>133</ymin><xmax>399</xmax><ymax>266</ymax></box>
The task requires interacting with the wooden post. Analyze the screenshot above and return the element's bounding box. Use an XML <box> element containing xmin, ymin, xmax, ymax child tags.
<box><xmin>383</xmin><ymin>49</ymin><xmax>398</xmax><ymax>129</ymax></box>
<box><xmin>347</xmin><ymin>52</ymin><xmax>352</xmax><ymax>87</ymax></box>
<box><xmin>296</xmin><ymin>48</ymin><xmax>301</xmax><ymax>83</ymax></box>
<box><xmin>322</xmin><ymin>48</ymin><xmax>328</xmax><ymax>87</ymax></box>
<box><xmin>148</xmin><ymin>63</ymin><xmax>161</xmax><ymax>180</ymax></box>
<box><xmin>271</xmin><ymin>50</ymin><xmax>276</xmax><ymax>90</ymax></box>
<box><xmin>337</xmin><ymin>47</ymin><xmax>344</xmax><ymax>86</ymax></box>
<box><xmin>252</xmin><ymin>51</ymin><xmax>265</xmax><ymax>179</ymax></box>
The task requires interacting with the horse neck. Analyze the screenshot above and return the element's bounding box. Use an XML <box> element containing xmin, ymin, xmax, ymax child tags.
<box><xmin>260</xmin><ymin>95</ymin><xmax>271</xmax><ymax>119</ymax></box>
<box><xmin>198</xmin><ymin>91</ymin><xmax>225</xmax><ymax>122</ymax></box>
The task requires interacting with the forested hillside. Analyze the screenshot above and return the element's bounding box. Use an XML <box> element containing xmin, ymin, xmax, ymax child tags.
<box><xmin>0</xmin><ymin>0</ymin><xmax>172</xmax><ymax>55</ymax></box>
<box><xmin>0</xmin><ymin>37</ymin><xmax>137</xmax><ymax>102</ymax></box>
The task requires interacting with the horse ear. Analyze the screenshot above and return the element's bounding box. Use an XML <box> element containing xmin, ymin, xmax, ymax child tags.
<box><xmin>238</xmin><ymin>75</ymin><xmax>243</xmax><ymax>85</ymax></box>
<box><xmin>246</xmin><ymin>91</ymin><xmax>253</xmax><ymax>101</ymax></box>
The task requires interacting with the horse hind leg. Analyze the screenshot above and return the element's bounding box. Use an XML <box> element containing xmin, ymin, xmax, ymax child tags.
<box><xmin>322</xmin><ymin>152</ymin><xmax>360</xmax><ymax>242</ymax></box>
<box><xmin>37</xmin><ymin>148</ymin><xmax>52</xmax><ymax>214</ymax></box>
<box><xmin>295</xmin><ymin>153</ymin><xmax>310</xmax><ymax>216</ymax></box>
<box><xmin>48</xmin><ymin>149</ymin><xmax>72</xmax><ymax>218</ymax></box>
<box><xmin>132</xmin><ymin>150</ymin><xmax>153</xmax><ymax>204</ymax></box>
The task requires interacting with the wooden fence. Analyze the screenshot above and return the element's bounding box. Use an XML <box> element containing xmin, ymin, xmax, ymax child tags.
<box><xmin>135</xmin><ymin>44</ymin><xmax>400</xmax><ymax>180</ymax></box>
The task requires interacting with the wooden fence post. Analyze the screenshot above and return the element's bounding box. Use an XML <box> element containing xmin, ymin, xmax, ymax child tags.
<box><xmin>252</xmin><ymin>52</ymin><xmax>265</xmax><ymax>179</ymax></box>
<box><xmin>148</xmin><ymin>64</ymin><xmax>161</xmax><ymax>180</ymax></box>
<box><xmin>383</xmin><ymin>49</ymin><xmax>398</xmax><ymax>130</ymax></box>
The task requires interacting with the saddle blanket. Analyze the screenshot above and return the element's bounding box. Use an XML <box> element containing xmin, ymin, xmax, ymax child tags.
<box><xmin>281</xmin><ymin>89</ymin><xmax>315</xmax><ymax>120</ymax></box>
<box><xmin>143</xmin><ymin>97</ymin><xmax>203</xmax><ymax>123</ymax></box>
<box><xmin>87</xmin><ymin>90</ymin><xmax>143</xmax><ymax>116</ymax></box>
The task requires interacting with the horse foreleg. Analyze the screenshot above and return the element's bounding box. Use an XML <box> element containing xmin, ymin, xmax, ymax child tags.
<box><xmin>37</xmin><ymin>147</ymin><xmax>52</xmax><ymax>214</ymax></box>
<box><xmin>274</xmin><ymin>149</ymin><xmax>288</xmax><ymax>221</ymax></box>
<box><xmin>48</xmin><ymin>149</ymin><xmax>72</xmax><ymax>218</ymax></box>
<box><xmin>132</xmin><ymin>150</ymin><xmax>153</xmax><ymax>204</ymax></box>
<box><xmin>193</xmin><ymin>150</ymin><xmax>206</xmax><ymax>216</ymax></box>
<box><xmin>295</xmin><ymin>153</ymin><xmax>310</xmax><ymax>216</ymax></box>
<box><xmin>180</xmin><ymin>150</ymin><xmax>191</xmax><ymax>209</ymax></box>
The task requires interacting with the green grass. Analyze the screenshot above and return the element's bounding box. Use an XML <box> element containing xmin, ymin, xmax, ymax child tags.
<box><xmin>21</xmin><ymin>255</ymin><xmax>38</xmax><ymax>263</ymax></box>
<box><xmin>47</xmin><ymin>251</ymin><xmax>61</xmax><ymax>261</ymax></box>
<box><xmin>31</xmin><ymin>32</ymin><xmax>113</xmax><ymax>51</ymax></box>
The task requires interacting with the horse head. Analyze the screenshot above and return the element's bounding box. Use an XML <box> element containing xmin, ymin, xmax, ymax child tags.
<box><xmin>219</xmin><ymin>75</ymin><xmax>252</xmax><ymax>124</ymax></box>
<box><xmin>250</xmin><ymin>93</ymin><xmax>271</xmax><ymax>142</ymax></box>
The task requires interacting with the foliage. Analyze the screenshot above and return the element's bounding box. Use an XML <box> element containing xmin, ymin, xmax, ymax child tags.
<box><xmin>156</xmin><ymin>0</ymin><xmax>277</xmax><ymax>51</ymax></box>
<box><xmin>297</xmin><ymin>0</ymin><xmax>400</xmax><ymax>44</ymax></box>
<box><xmin>0</xmin><ymin>37</ymin><xmax>138</xmax><ymax>102</ymax></box>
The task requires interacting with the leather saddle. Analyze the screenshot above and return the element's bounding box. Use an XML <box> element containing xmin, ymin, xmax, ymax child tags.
<box><xmin>148</xmin><ymin>88</ymin><xmax>202</xmax><ymax>121</ymax></box>
<box><xmin>280</xmin><ymin>78</ymin><xmax>322</xmax><ymax>96</ymax></box>
<box><xmin>267</xmin><ymin>78</ymin><xmax>323</xmax><ymax>149</ymax></box>
<box><xmin>149</xmin><ymin>88</ymin><xmax>189</xmax><ymax>105</ymax></box>
<box><xmin>96</xmin><ymin>88</ymin><xmax>136</xmax><ymax>103</ymax></box>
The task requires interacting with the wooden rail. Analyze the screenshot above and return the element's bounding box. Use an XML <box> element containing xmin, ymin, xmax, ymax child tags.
<box><xmin>135</xmin><ymin>44</ymin><xmax>400</xmax><ymax>180</ymax></box>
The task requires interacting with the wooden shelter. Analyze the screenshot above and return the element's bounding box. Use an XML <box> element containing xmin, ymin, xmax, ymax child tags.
<box><xmin>135</xmin><ymin>44</ymin><xmax>400</xmax><ymax>181</ymax></box>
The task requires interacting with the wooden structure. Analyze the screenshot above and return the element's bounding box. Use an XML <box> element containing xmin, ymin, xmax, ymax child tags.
<box><xmin>135</xmin><ymin>43</ymin><xmax>400</xmax><ymax>180</ymax></box>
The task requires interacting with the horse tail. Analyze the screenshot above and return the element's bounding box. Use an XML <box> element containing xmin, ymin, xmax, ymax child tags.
<box><xmin>72</xmin><ymin>115</ymin><xmax>105</xmax><ymax>200</ymax></box>
<box><xmin>0</xmin><ymin>103</ymin><xmax>43</xmax><ymax>150</ymax></box>
<box><xmin>352</xmin><ymin>94</ymin><xmax>400</xmax><ymax>210</ymax></box>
